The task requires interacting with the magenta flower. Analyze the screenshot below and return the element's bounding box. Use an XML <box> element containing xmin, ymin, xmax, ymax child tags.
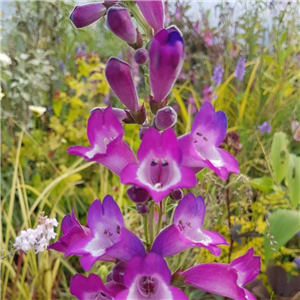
<box><xmin>106</xmin><ymin>7</ymin><xmax>137</xmax><ymax>44</ymax></box>
<box><xmin>53</xmin><ymin>196</ymin><xmax>146</xmax><ymax>271</ymax></box>
<box><xmin>67</xmin><ymin>106</ymin><xmax>136</xmax><ymax>176</ymax></box>
<box><xmin>48</xmin><ymin>210</ymin><xmax>91</xmax><ymax>253</ymax></box>
<box><xmin>181</xmin><ymin>248</ymin><xmax>261</xmax><ymax>300</ymax></box>
<box><xmin>121</xmin><ymin>128</ymin><xmax>197</xmax><ymax>203</ymax></box>
<box><xmin>151</xmin><ymin>193</ymin><xmax>227</xmax><ymax>257</ymax></box>
<box><xmin>70</xmin><ymin>273</ymin><xmax>119</xmax><ymax>300</ymax></box>
<box><xmin>70</xmin><ymin>3</ymin><xmax>106</xmax><ymax>28</ymax></box>
<box><xmin>178</xmin><ymin>103</ymin><xmax>239</xmax><ymax>179</ymax></box>
<box><xmin>136</xmin><ymin>0</ymin><xmax>165</xmax><ymax>32</ymax></box>
<box><xmin>149</xmin><ymin>26</ymin><xmax>184</xmax><ymax>103</ymax></box>
<box><xmin>115</xmin><ymin>253</ymin><xmax>188</xmax><ymax>300</ymax></box>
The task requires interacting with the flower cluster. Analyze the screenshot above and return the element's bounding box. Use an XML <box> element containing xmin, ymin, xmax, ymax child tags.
<box><xmin>14</xmin><ymin>216</ymin><xmax>58</xmax><ymax>253</ymax></box>
<box><xmin>47</xmin><ymin>1</ymin><xmax>261</xmax><ymax>299</ymax></box>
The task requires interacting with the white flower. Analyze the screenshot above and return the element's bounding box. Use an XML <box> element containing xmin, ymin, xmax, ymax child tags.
<box><xmin>28</xmin><ymin>105</ymin><xmax>47</xmax><ymax>117</ymax></box>
<box><xmin>13</xmin><ymin>216</ymin><xmax>58</xmax><ymax>253</ymax></box>
<box><xmin>0</xmin><ymin>53</ymin><xmax>12</xmax><ymax>66</ymax></box>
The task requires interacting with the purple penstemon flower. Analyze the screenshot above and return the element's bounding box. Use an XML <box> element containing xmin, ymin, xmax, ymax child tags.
<box><xmin>149</xmin><ymin>26</ymin><xmax>184</xmax><ymax>104</ymax></box>
<box><xmin>151</xmin><ymin>193</ymin><xmax>228</xmax><ymax>257</ymax></box>
<box><xmin>181</xmin><ymin>248</ymin><xmax>261</xmax><ymax>300</ymax></box>
<box><xmin>212</xmin><ymin>64</ymin><xmax>224</xmax><ymax>86</ymax></box>
<box><xmin>67</xmin><ymin>106</ymin><xmax>136</xmax><ymax>176</ymax></box>
<box><xmin>178</xmin><ymin>103</ymin><xmax>239</xmax><ymax>180</ymax></box>
<box><xmin>49</xmin><ymin>196</ymin><xmax>146</xmax><ymax>271</ymax></box>
<box><xmin>115</xmin><ymin>253</ymin><xmax>188</xmax><ymax>300</ymax></box>
<box><xmin>258</xmin><ymin>121</ymin><xmax>272</xmax><ymax>133</ymax></box>
<box><xmin>235</xmin><ymin>56</ymin><xmax>246</xmax><ymax>81</ymax></box>
<box><xmin>121</xmin><ymin>128</ymin><xmax>197</xmax><ymax>203</ymax></box>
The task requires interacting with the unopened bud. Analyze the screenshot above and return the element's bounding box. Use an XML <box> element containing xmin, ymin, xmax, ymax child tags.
<box><xmin>136</xmin><ymin>202</ymin><xmax>150</xmax><ymax>215</ymax></box>
<box><xmin>170</xmin><ymin>189</ymin><xmax>183</xmax><ymax>201</ymax></box>
<box><xmin>154</xmin><ymin>106</ymin><xmax>177</xmax><ymax>131</ymax></box>
<box><xmin>134</xmin><ymin>48</ymin><xmax>148</xmax><ymax>65</ymax></box>
<box><xmin>127</xmin><ymin>186</ymin><xmax>150</xmax><ymax>203</ymax></box>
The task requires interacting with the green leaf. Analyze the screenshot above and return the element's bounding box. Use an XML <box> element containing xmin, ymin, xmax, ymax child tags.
<box><xmin>250</xmin><ymin>177</ymin><xmax>275</xmax><ymax>193</ymax></box>
<box><xmin>264</xmin><ymin>209</ymin><xmax>300</xmax><ymax>263</ymax></box>
<box><xmin>286</xmin><ymin>154</ymin><xmax>300</xmax><ymax>208</ymax></box>
<box><xmin>270</xmin><ymin>132</ymin><xmax>289</xmax><ymax>183</ymax></box>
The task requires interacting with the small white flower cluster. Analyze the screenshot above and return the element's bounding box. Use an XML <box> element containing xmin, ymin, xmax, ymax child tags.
<box><xmin>13</xmin><ymin>216</ymin><xmax>58</xmax><ymax>253</ymax></box>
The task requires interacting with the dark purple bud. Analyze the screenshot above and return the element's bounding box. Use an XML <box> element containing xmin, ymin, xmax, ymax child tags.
<box><xmin>149</xmin><ymin>26</ymin><xmax>184</xmax><ymax>103</ymax></box>
<box><xmin>105</xmin><ymin>57</ymin><xmax>140</xmax><ymax>112</ymax></box>
<box><xmin>70</xmin><ymin>3</ymin><xmax>106</xmax><ymax>28</ymax></box>
<box><xmin>106</xmin><ymin>7</ymin><xmax>137</xmax><ymax>44</ymax></box>
<box><xmin>127</xmin><ymin>186</ymin><xmax>150</xmax><ymax>203</ymax></box>
<box><xmin>112</xmin><ymin>261</ymin><xmax>127</xmax><ymax>285</ymax></box>
<box><xmin>170</xmin><ymin>189</ymin><xmax>184</xmax><ymax>201</ymax></box>
<box><xmin>136</xmin><ymin>0</ymin><xmax>165</xmax><ymax>32</ymax></box>
<box><xmin>139</xmin><ymin>123</ymin><xmax>152</xmax><ymax>140</ymax></box>
<box><xmin>154</xmin><ymin>106</ymin><xmax>177</xmax><ymax>131</ymax></box>
<box><xmin>136</xmin><ymin>202</ymin><xmax>150</xmax><ymax>215</ymax></box>
<box><xmin>134</xmin><ymin>49</ymin><xmax>149</xmax><ymax>65</ymax></box>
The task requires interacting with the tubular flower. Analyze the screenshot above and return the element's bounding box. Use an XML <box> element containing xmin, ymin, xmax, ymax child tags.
<box><xmin>151</xmin><ymin>193</ymin><xmax>227</xmax><ymax>257</ymax></box>
<box><xmin>181</xmin><ymin>248</ymin><xmax>261</xmax><ymax>300</ymax></box>
<box><xmin>149</xmin><ymin>26</ymin><xmax>184</xmax><ymax>103</ymax></box>
<box><xmin>178</xmin><ymin>103</ymin><xmax>239</xmax><ymax>179</ymax></box>
<box><xmin>136</xmin><ymin>0</ymin><xmax>165</xmax><ymax>32</ymax></box>
<box><xmin>67</xmin><ymin>106</ymin><xmax>136</xmax><ymax>176</ymax></box>
<box><xmin>106</xmin><ymin>6</ymin><xmax>137</xmax><ymax>44</ymax></box>
<box><xmin>121</xmin><ymin>128</ymin><xmax>197</xmax><ymax>203</ymax></box>
<box><xmin>115</xmin><ymin>253</ymin><xmax>188</xmax><ymax>300</ymax></box>
<box><xmin>49</xmin><ymin>196</ymin><xmax>146</xmax><ymax>271</ymax></box>
<box><xmin>70</xmin><ymin>2</ymin><xmax>106</xmax><ymax>28</ymax></box>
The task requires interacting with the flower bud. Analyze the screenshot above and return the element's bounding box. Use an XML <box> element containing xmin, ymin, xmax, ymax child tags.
<box><xmin>106</xmin><ymin>7</ymin><xmax>137</xmax><ymax>44</ymax></box>
<box><xmin>136</xmin><ymin>202</ymin><xmax>150</xmax><ymax>215</ymax></box>
<box><xmin>70</xmin><ymin>3</ymin><xmax>106</xmax><ymax>28</ymax></box>
<box><xmin>154</xmin><ymin>106</ymin><xmax>177</xmax><ymax>131</ymax></box>
<box><xmin>170</xmin><ymin>189</ymin><xmax>184</xmax><ymax>201</ymax></box>
<box><xmin>139</xmin><ymin>123</ymin><xmax>151</xmax><ymax>140</ymax></box>
<box><xmin>136</xmin><ymin>0</ymin><xmax>164</xmax><ymax>32</ymax></box>
<box><xmin>127</xmin><ymin>186</ymin><xmax>150</xmax><ymax>203</ymax></box>
<box><xmin>134</xmin><ymin>48</ymin><xmax>149</xmax><ymax>65</ymax></box>
<box><xmin>105</xmin><ymin>57</ymin><xmax>140</xmax><ymax>112</ymax></box>
<box><xmin>149</xmin><ymin>26</ymin><xmax>184</xmax><ymax>103</ymax></box>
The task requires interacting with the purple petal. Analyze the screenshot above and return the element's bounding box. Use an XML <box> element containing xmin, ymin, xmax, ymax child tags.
<box><xmin>182</xmin><ymin>263</ymin><xmax>247</xmax><ymax>300</ymax></box>
<box><xmin>70</xmin><ymin>273</ymin><xmax>114</xmax><ymax>300</ymax></box>
<box><xmin>230</xmin><ymin>248</ymin><xmax>261</xmax><ymax>286</ymax></box>
<box><xmin>105</xmin><ymin>58</ymin><xmax>140</xmax><ymax>112</ymax></box>
<box><xmin>90</xmin><ymin>107</ymin><xmax>127</xmax><ymax>123</ymax></box>
<box><xmin>136</xmin><ymin>1</ymin><xmax>164</xmax><ymax>32</ymax></box>
<box><xmin>106</xmin><ymin>7</ymin><xmax>137</xmax><ymax>44</ymax></box>
<box><xmin>70</xmin><ymin>3</ymin><xmax>106</xmax><ymax>28</ymax></box>
<box><xmin>149</xmin><ymin>27</ymin><xmax>184</xmax><ymax>103</ymax></box>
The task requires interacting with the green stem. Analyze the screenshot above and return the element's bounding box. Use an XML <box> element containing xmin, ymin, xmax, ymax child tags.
<box><xmin>149</xmin><ymin>202</ymin><xmax>155</xmax><ymax>245</ymax></box>
<box><xmin>156</xmin><ymin>201</ymin><xmax>163</xmax><ymax>235</ymax></box>
<box><xmin>143</xmin><ymin>215</ymin><xmax>150</xmax><ymax>245</ymax></box>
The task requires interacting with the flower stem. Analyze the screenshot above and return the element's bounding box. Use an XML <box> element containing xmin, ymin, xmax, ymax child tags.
<box><xmin>156</xmin><ymin>201</ymin><xmax>163</xmax><ymax>235</ymax></box>
<box><xmin>142</xmin><ymin>214</ymin><xmax>150</xmax><ymax>245</ymax></box>
<box><xmin>149</xmin><ymin>202</ymin><xmax>155</xmax><ymax>245</ymax></box>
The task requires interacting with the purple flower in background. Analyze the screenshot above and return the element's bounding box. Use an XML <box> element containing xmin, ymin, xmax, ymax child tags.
<box><xmin>106</xmin><ymin>7</ymin><xmax>137</xmax><ymax>44</ymax></box>
<box><xmin>258</xmin><ymin>121</ymin><xmax>272</xmax><ymax>133</ymax></box>
<box><xmin>151</xmin><ymin>193</ymin><xmax>227</xmax><ymax>257</ymax></box>
<box><xmin>175</xmin><ymin>6</ymin><xmax>181</xmax><ymax>20</ymax></box>
<box><xmin>121</xmin><ymin>128</ymin><xmax>197</xmax><ymax>203</ymax></box>
<box><xmin>202</xmin><ymin>30</ymin><xmax>213</xmax><ymax>47</ymax></box>
<box><xmin>187</xmin><ymin>96</ymin><xmax>197</xmax><ymax>114</ymax></box>
<box><xmin>59</xmin><ymin>60</ymin><xmax>67</xmax><ymax>73</ymax></box>
<box><xmin>59</xmin><ymin>196</ymin><xmax>146</xmax><ymax>271</ymax></box>
<box><xmin>181</xmin><ymin>248</ymin><xmax>260</xmax><ymax>300</ymax></box>
<box><xmin>70</xmin><ymin>2</ymin><xmax>106</xmax><ymax>28</ymax></box>
<box><xmin>235</xmin><ymin>56</ymin><xmax>246</xmax><ymax>81</ymax></box>
<box><xmin>149</xmin><ymin>26</ymin><xmax>184</xmax><ymax>103</ymax></box>
<box><xmin>212</xmin><ymin>64</ymin><xmax>224</xmax><ymax>86</ymax></box>
<box><xmin>203</xmin><ymin>85</ymin><xmax>213</xmax><ymax>103</ymax></box>
<box><xmin>295</xmin><ymin>258</ymin><xmax>300</xmax><ymax>269</ymax></box>
<box><xmin>178</xmin><ymin>103</ymin><xmax>239</xmax><ymax>180</ymax></box>
<box><xmin>67</xmin><ymin>106</ymin><xmax>137</xmax><ymax>176</ymax></box>
<box><xmin>136</xmin><ymin>0</ymin><xmax>165</xmax><ymax>32</ymax></box>
<box><xmin>193</xmin><ymin>21</ymin><xmax>201</xmax><ymax>35</ymax></box>
<box><xmin>115</xmin><ymin>253</ymin><xmax>188</xmax><ymax>300</ymax></box>
<box><xmin>70</xmin><ymin>273</ymin><xmax>119</xmax><ymax>300</ymax></box>
<box><xmin>292</xmin><ymin>121</ymin><xmax>300</xmax><ymax>141</ymax></box>
<box><xmin>48</xmin><ymin>210</ymin><xmax>91</xmax><ymax>253</ymax></box>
